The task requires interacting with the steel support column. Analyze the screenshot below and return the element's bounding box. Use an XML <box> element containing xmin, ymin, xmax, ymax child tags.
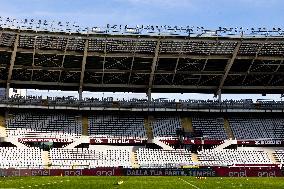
<box><xmin>128</xmin><ymin>38</ymin><xmax>139</xmax><ymax>85</ymax></box>
<box><xmin>58</xmin><ymin>37</ymin><xmax>70</xmax><ymax>82</ymax></box>
<box><xmin>242</xmin><ymin>41</ymin><xmax>266</xmax><ymax>85</ymax></box>
<box><xmin>147</xmin><ymin>88</ymin><xmax>151</xmax><ymax>102</ymax></box>
<box><xmin>171</xmin><ymin>40</ymin><xmax>185</xmax><ymax>84</ymax></box>
<box><xmin>79</xmin><ymin>39</ymin><xmax>89</xmax><ymax>100</ymax></box>
<box><xmin>147</xmin><ymin>40</ymin><xmax>161</xmax><ymax>101</ymax></box>
<box><xmin>30</xmin><ymin>35</ymin><xmax>38</xmax><ymax>81</ymax></box>
<box><xmin>6</xmin><ymin>34</ymin><xmax>19</xmax><ymax>98</ymax></box>
<box><xmin>101</xmin><ymin>37</ymin><xmax>107</xmax><ymax>84</ymax></box>
<box><xmin>217</xmin><ymin>41</ymin><xmax>241</xmax><ymax>93</ymax></box>
<box><xmin>267</xmin><ymin>60</ymin><xmax>284</xmax><ymax>86</ymax></box>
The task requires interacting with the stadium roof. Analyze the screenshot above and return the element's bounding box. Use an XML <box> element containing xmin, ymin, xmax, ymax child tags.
<box><xmin>0</xmin><ymin>17</ymin><xmax>284</xmax><ymax>95</ymax></box>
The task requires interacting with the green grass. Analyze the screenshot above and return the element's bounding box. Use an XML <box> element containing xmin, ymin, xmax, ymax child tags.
<box><xmin>0</xmin><ymin>176</ymin><xmax>284</xmax><ymax>189</ymax></box>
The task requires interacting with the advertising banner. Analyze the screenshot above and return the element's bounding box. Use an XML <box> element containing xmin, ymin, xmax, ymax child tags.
<box><xmin>18</xmin><ymin>138</ymin><xmax>73</xmax><ymax>143</ymax></box>
<box><xmin>90</xmin><ymin>138</ymin><xmax>146</xmax><ymax>144</ymax></box>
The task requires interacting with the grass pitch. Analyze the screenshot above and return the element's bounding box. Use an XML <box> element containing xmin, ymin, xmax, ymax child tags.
<box><xmin>0</xmin><ymin>176</ymin><xmax>283</xmax><ymax>189</ymax></box>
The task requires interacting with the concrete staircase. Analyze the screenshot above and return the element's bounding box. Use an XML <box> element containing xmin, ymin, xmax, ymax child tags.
<box><xmin>214</xmin><ymin>139</ymin><xmax>236</xmax><ymax>150</ymax></box>
<box><xmin>150</xmin><ymin>138</ymin><xmax>174</xmax><ymax>150</ymax></box>
<box><xmin>82</xmin><ymin>115</ymin><xmax>89</xmax><ymax>136</ymax></box>
<box><xmin>191</xmin><ymin>153</ymin><xmax>199</xmax><ymax>164</ymax></box>
<box><xmin>181</xmin><ymin>117</ymin><xmax>194</xmax><ymax>132</ymax></box>
<box><xmin>42</xmin><ymin>151</ymin><xmax>51</xmax><ymax>169</ymax></box>
<box><xmin>224</xmin><ymin>118</ymin><xmax>234</xmax><ymax>139</ymax></box>
<box><xmin>265</xmin><ymin>149</ymin><xmax>278</xmax><ymax>164</ymax></box>
<box><xmin>144</xmin><ymin>116</ymin><xmax>154</xmax><ymax>140</ymax></box>
<box><xmin>130</xmin><ymin>152</ymin><xmax>140</xmax><ymax>168</ymax></box>
<box><xmin>64</xmin><ymin>136</ymin><xmax>89</xmax><ymax>149</ymax></box>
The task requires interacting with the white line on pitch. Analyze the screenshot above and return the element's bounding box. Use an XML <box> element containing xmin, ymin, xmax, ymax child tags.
<box><xmin>178</xmin><ymin>177</ymin><xmax>201</xmax><ymax>189</ymax></box>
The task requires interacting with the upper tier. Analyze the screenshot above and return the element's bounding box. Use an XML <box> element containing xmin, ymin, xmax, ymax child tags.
<box><xmin>0</xmin><ymin>24</ymin><xmax>284</xmax><ymax>93</ymax></box>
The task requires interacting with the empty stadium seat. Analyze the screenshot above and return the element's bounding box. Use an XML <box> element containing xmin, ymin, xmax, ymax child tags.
<box><xmin>6</xmin><ymin>112</ymin><xmax>82</xmax><ymax>138</ymax></box>
<box><xmin>197</xmin><ymin>149</ymin><xmax>272</xmax><ymax>166</ymax></box>
<box><xmin>152</xmin><ymin>116</ymin><xmax>181</xmax><ymax>137</ymax></box>
<box><xmin>192</xmin><ymin>117</ymin><xmax>228</xmax><ymax>140</ymax></box>
<box><xmin>229</xmin><ymin>117</ymin><xmax>284</xmax><ymax>139</ymax></box>
<box><xmin>50</xmin><ymin>148</ymin><xmax>131</xmax><ymax>169</ymax></box>
<box><xmin>274</xmin><ymin>150</ymin><xmax>284</xmax><ymax>163</ymax></box>
<box><xmin>137</xmin><ymin>148</ymin><xmax>194</xmax><ymax>168</ymax></box>
<box><xmin>0</xmin><ymin>147</ymin><xmax>43</xmax><ymax>169</ymax></box>
<box><xmin>88</xmin><ymin>114</ymin><xmax>146</xmax><ymax>138</ymax></box>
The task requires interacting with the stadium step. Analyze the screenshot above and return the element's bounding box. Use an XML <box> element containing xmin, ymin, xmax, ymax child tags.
<box><xmin>42</xmin><ymin>151</ymin><xmax>51</xmax><ymax>169</ymax></box>
<box><xmin>144</xmin><ymin>116</ymin><xmax>154</xmax><ymax>140</ymax></box>
<box><xmin>181</xmin><ymin>117</ymin><xmax>194</xmax><ymax>132</ymax></box>
<box><xmin>130</xmin><ymin>152</ymin><xmax>140</xmax><ymax>168</ymax></box>
<box><xmin>223</xmin><ymin>118</ymin><xmax>234</xmax><ymax>139</ymax></box>
<box><xmin>0</xmin><ymin>114</ymin><xmax>7</xmax><ymax>137</ymax></box>
<box><xmin>82</xmin><ymin>115</ymin><xmax>89</xmax><ymax>136</ymax></box>
<box><xmin>191</xmin><ymin>153</ymin><xmax>199</xmax><ymax>164</ymax></box>
<box><xmin>150</xmin><ymin>138</ymin><xmax>174</xmax><ymax>150</ymax></box>
<box><xmin>265</xmin><ymin>149</ymin><xmax>278</xmax><ymax>164</ymax></box>
<box><xmin>214</xmin><ymin>139</ymin><xmax>237</xmax><ymax>150</ymax></box>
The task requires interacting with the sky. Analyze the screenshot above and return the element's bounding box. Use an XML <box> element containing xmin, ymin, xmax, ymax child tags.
<box><xmin>1</xmin><ymin>0</ymin><xmax>284</xmax><ymax>101</ymax></box>
<box><xmin>1</xmin><ymin>0</ymin><xmax>284</xmax><ymax>28</ymax></box>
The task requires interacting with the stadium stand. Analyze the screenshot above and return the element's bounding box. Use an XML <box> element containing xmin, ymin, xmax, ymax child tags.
<box><xmin>50</xmin><ymin>148</ymin><xmax>131</xmax><ymax>169</ymax></box>
<box><xmin>197</xmin><ymin>149</ymin><xmax>273</xmax><ymax>166</ymax></box>
<box><xmin>274</xmin><ymin>150</ymin><xmax>284</xmax><ymax>163</ymax></box>
<box><xmin>0</xmin><ymin>147</ymin><xmax>43</xmax><ymax>169</ymax></box>
<box><xmin>6</xmin><ymin>112</ymin><xmax>82</xmax><ymax>138</ymax></box>
<box><xmin>229</xmin><ymin>117</ymin><xmax>284</xmax><ymax>139</ymax></box>
<box><xmin>152</xmin><ymin>116</ymin><xmax>182</xmax><ymax>137</ymax></box>
<box><xmin>137</xmin><ymin>148</ymin><xmax>194</xmax><ymax>168</ymax></box>
<box><xmin>88</xmin><ymin>114</ymin><xmax>146</xmax><ymax>138</ymax></box>
<box><xmin>192</xmin><ymin>117</ymin><xmax>228</xmax><ymax>140</ymax></box>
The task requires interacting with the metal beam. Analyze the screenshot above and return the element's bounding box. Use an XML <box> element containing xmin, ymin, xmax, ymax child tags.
<box><xmin>267</xmin><ymin>59</ymin><xmax>284</xmax><ymax>86</ymax></box>
<box><xmin>2</xmin><ymin>46</ymin><xmax>284</xmax><ymax>60</ymax></box>
<box><xmin>5</xmin><ymin>79</ymin><xmax>284</xmax><ymax>92</ymax></box>
<box><xmin>197</xmin><ymin>40</ymin><xmax>218</xmax><ymax>85</ymax></box>
<box><xmin>10</xmin><ymin>80</ymin><xmax>78</xmax><ymax>86</ymax></box>
<box><xmin>242</xmin><ymin>41</ymin><xmax>267</xmax><ymax>85</ymax></box>
<box><xmin>30</xmin><ymin>35</ymin><xmax>38</xmax><ymax>81</ymax></box>
<box><xmin>236</xmin><ymin>56</ymin><xmax>284</xmax><ymax>61</ymax></box>
<box><xmin>128</xmin><ymin>38</ymin><xmax>139</xmax><ymax>85</ymax></box>
<box><xmin>6</xmin><ymin>34</ymin><xmax>19</xmax><ymax>98</ymax></box>
<box><xmin>217</xmin><ymin>42</ymin><xmax>241</xmax><ymax>92</ymax></box>
<box><xmin>152</xmin><ymin>85</ymin><xmax>284</xmax><ymax>90</ymax></box>
<box><xmin>171</xmin><ymin>40</ymin><xmax>186</xmax><ymax>84</ymax></box>
<box><xmin>148</xmin><ymin>40</ymin><xmax>161</xmax><ymax>94</ymax></box>
<box><xmin>79</xmin><ymin>39</ymin><xmax>89</xmax><ymax>100</ymax></box>
<box><xmin>101</xmin><ymin>37</ymin><xmax>107</xmax><ymax>84</ymax></box>
<box><xmin>8</xmin><ymin>64</ymin><xmax>284</xmax><ymax>76</ymax></box>
<box><xmin>58</xmin><ymin>37</ymin><xmax>70</xmax><ymax>82</ymax></box>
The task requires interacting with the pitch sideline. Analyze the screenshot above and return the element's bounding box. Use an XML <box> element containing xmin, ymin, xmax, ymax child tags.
<box><xmin>178</xmin><ymin>177</ymin><xmax>201</xmax><ymax>189</ymax></box>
